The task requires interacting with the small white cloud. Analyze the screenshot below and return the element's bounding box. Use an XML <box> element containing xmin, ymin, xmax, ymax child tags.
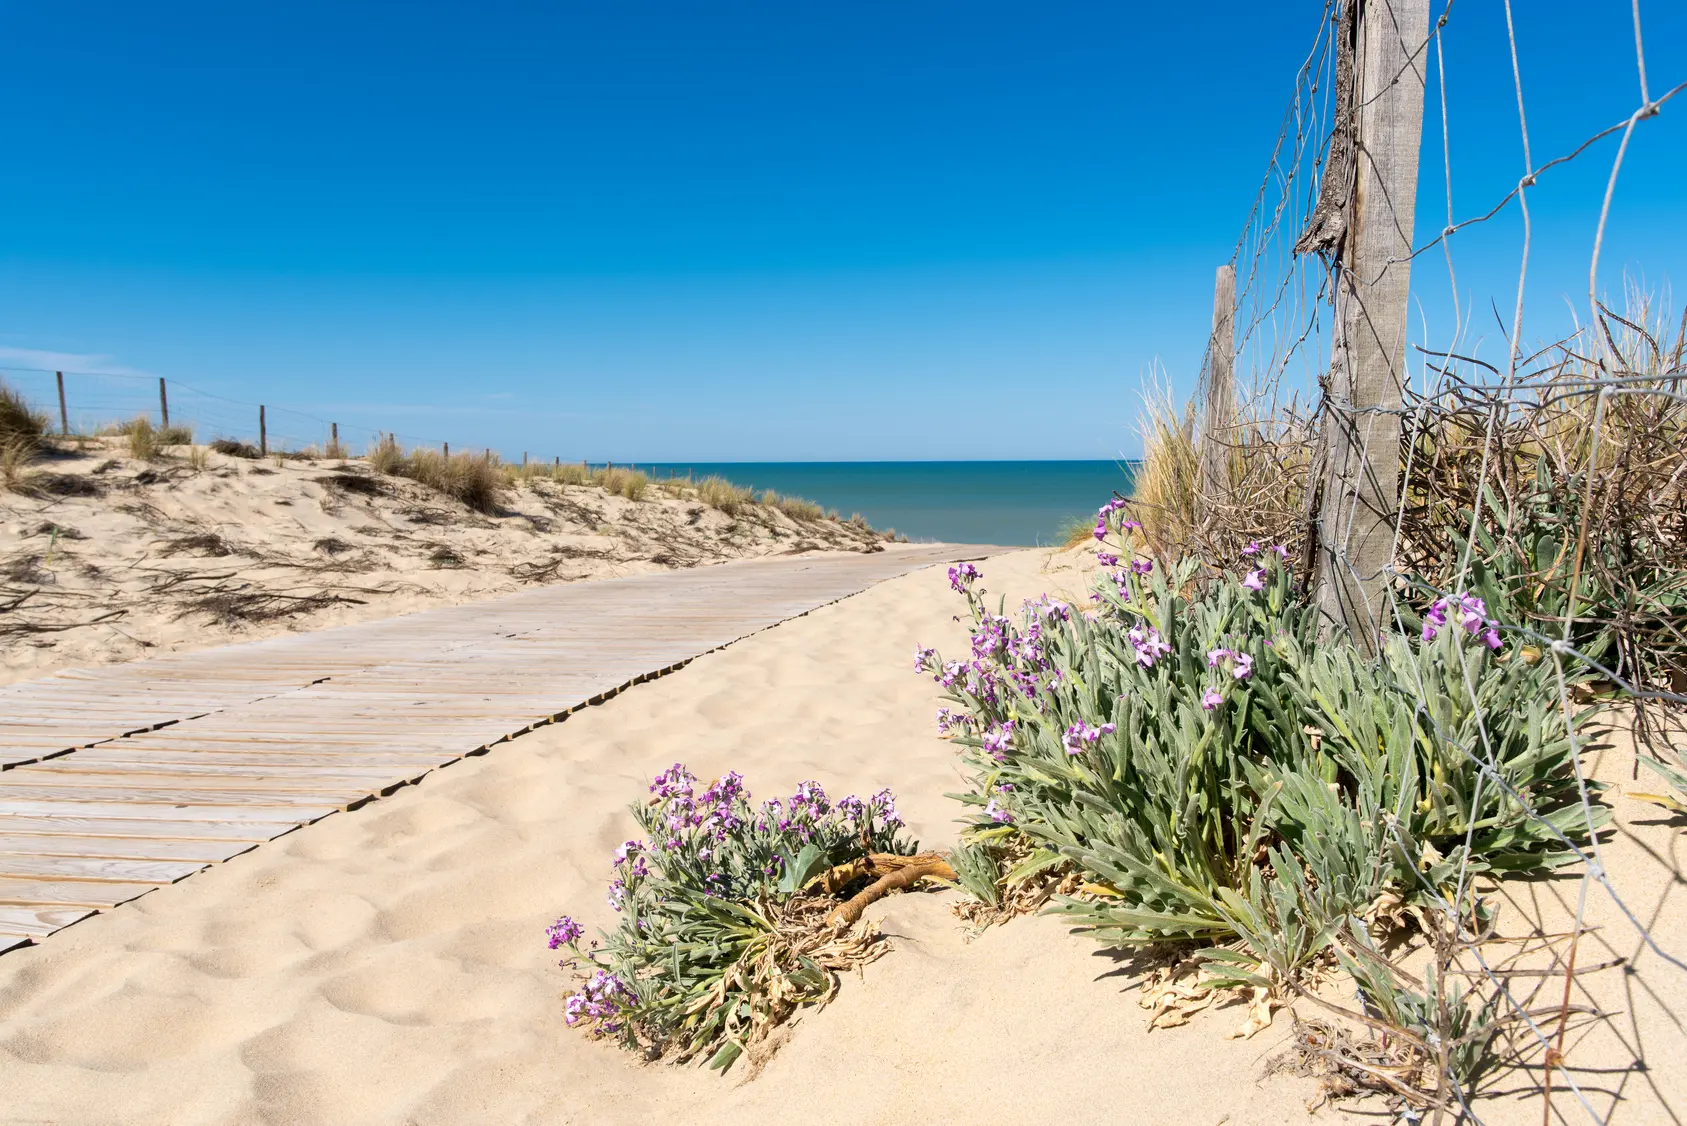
<box><xmin>0</xmin><ymin>347</ymin><xmax>151</xmax><ymax>376</ymax></box>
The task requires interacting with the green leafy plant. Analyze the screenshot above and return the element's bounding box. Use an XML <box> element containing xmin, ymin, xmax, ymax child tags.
<box><xmin>550</xmin><ymin>765</ymin><xmax>916</xmax><ymax>1071</ymax></box>
<box><xmin>920</xmin><ymin>506</ymin><xmax>1605</xmax><ymax>993</ymax></box>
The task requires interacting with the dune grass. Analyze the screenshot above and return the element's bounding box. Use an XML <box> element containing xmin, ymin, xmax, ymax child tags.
<box><xmin>0</xmin><ymin>380</ymin><xmax>48</xmax><ymax>488</ymax></box>
<box><xmin>0</xmin><ymin>380</ymin><xmax>47</xmax><ymax>453</ymax></box>
<box><xmin>367</xmin><ymin>435</ymin><xmax>505</xmax><ymax>514</ymax></box>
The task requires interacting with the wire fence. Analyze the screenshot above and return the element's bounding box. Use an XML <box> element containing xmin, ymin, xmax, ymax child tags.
<box><xmin>1184</xmin><ymin>0</ymin><xmax>1684</xmax><ymax>1120</ymax></box>
<box><xmin>0</xmin><ymin>365</ymin><xmax>452</xmax><ymax>457</ymax></box>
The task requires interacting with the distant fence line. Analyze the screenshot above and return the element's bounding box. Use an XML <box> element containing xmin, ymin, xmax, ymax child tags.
<box><xmin>0</xmin><ymin>365</ymin><xmax>596</xmax><ymax>467</ymax></box>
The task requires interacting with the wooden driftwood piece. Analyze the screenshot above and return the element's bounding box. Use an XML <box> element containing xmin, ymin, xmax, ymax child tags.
<box><xmin>823</xmin><ymin>852</ymin><xmax>957</xmax><ymax>930</ymax></box>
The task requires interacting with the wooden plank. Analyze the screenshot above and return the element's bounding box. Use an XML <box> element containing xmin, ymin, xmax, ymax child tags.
<box><xmin>0</xmin><ymin>547</ymin><xmax>978</xmax><ymax>956</ymax></box>
<box><xmin>0</xmin><ymin>906</ymin><xmax>95</xmax><ymax>937</ymax></box>
<box><xmin>0</xmin><ymin>878</ymin><xmax>158</xmax><ymax>907</ymax></box>
<box><xmin>0</xmin><ymin>815</ymin><xmax>298</xmax><ymax>842</ymax></box>
<box><xmin>0</xmin><ymin>799</ymin><xmax>333</xmax><ymax>823</ymax></box>
<box><xmin>0</xmin><ymin>835</ymin><xmax>253</xmax><ymax>863</ymax></box>
<box><xmin>27</xmin><ymin>764</ymin><xmax>424</xmax><ymax>786</ymax></box>
<box><xmin>0</xmin><ymin>785</ymin><xmax>366</xmax><ymax>807</ymax></box>
<box><xmin>0</xmin><ymin>853</ymin><xmax>204</xmax><ymax>883</ymax></box>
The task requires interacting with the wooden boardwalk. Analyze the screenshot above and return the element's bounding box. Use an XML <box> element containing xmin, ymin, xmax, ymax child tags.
<box><xmin>0</xmin><ymin>546</ymin><xmax>984</xmax><ymax>953</ymax></box>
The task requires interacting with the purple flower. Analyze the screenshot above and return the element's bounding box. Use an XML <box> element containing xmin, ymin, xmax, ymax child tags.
<box><xmin>1241</xmin><ymin>568</ymin><xmax>1266</xmax><ymax>592</ymax></box>
<box><xmin>1121</xmin><ymin>519</ymin><xmax>1142</xmax><ymax>532</ymax></box>
<box><xmin>565</xmin><ymin>969</ymin><xmax>631</xmax><ymax>1029</ymax></box>
<box><xmin>1201</xmin><ymin>687</ymin><xmax>1224</xmax><ymax>711</ymax></box>
<box><xmin>914</xmin><ymin>644</ymin><xmax>936</xmax><ymax>672</ymax></box>
<box><xmin>1093</xmin><ymin>519</ymin><xmax>1108</xmax><ymax>541</ymax></box>
<box><xmin>983</xmin><ymin>798</ymin><xmax>1014</xmax><ymax>824</ymax></box>
<box><xmin>1483</xmin><ymin>625</ymin><xmax>1502</xmax><ymax>651</ymax></box>
<box><xmin>1096</xmin><ymin>551</ymin><xmax>1119</xmax><ymax>567</ymax></box>
<box><xmin>949</xmin><ymin>562</ymin><xmax>982</xmax><ymax>593</ymax></box>
<box><xmin>1130</xmin><ymin>627</ymin><xmax>1171</xmax><ymax>667</ymax></box>
<box><xmin>982</xmin><ymin>722</ymin><xmax>1015</xmax><ymax>756</ymax></box>
<box><xmin>1130</xmin><ymin>558</ymin><xmax>1153</xmax><ymax>575</ymax></box>
<box><xmin>1272</xmin><ymin>544</ymin><xmax>1289</xmax><ymax>559</ymax></box>
<box><xmin>1063</xmin><ymin>721</ymin><xmax>1116</xmax><ymax>754</ymax></box>
<box><xmin>1242</xmin><ymin>542</ymin><xmax>1260</xmax><ymax>557</ymax></box>
<box><xmin>546</xmin><ymin>915</ymin><xmax>584</xmax><ymax>950</ymax></box>
<box><xmin>1207</xmin><ymin>647</ymin><xmax>1231</xmax><ymax>668</ymax></box>
<box><xmin>1231</xmin><ymin>652</ymin><xmax>1254</xmax><ymax>680</ymax></box>
<box><xmin>870</xmin><ymin>787</ymin><xmax>903</xmax><ymax>827</ymax></box>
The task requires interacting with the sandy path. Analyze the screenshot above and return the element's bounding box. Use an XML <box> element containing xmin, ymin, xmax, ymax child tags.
<box><xmin>0</xmin><ymin>547</ymin><xmax>1678</xmax><ymax>1124</ymax></box>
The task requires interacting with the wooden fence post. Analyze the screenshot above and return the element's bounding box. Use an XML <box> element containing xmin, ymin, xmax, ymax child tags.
<box><xmin>259</xmin><ymin>405</ymin><xmax>268</xmax><ymax>456</ymax></box>
<box><xmin>1314</xmin><ymin>0</ymin><xmax>1430</xmax><ymax>652</ymax></box>
<box><xmin>330</xmin><ymin>422</ymin><xmax>339</xmax><ymax>450</ymax></box>
<box><xmin>1199</xmin><ymin>264</ymin><xmax>1237</xmax><ymax>504</ymax></box>
<box><xmin>55</xmin><ymin>372</ymin><xmax>68</xmax><ymax>435</ymax></box>
<box><xmin>443</xmin><ymin>441</ymin><xmax>449</xmax><ymax>457</ymax></box>
<box><xmin>158</xmin><ymin>378</ymin><xmax>170</xmax><ymax>429</ymax></box>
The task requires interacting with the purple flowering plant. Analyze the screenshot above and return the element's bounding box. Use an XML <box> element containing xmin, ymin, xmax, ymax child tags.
<box><xmin>549</xmin><ymin>763</ymin><xmax>916</xmax><ymax>1070</ymax></box>
<box><xmin>915</xmin><ymin>501</ymin><xmax>1602</xmax><ymax>991</ymax></box>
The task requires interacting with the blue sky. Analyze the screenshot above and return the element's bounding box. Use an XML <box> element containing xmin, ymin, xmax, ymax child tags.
<box><xmin>1</xmin><ymin>1</ymin><xmax>1682</xmax><ymax>460</ymax></box>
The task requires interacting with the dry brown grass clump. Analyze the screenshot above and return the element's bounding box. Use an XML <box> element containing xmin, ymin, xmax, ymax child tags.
<box><xmin>1128</xmin><ymin>384</ymin><xmax>1313</xmax><ymax>565</ymax></box>
<box><xmin>123</xmin><ymin>417</ymin><xmax>160</xmax><ymax>460</ymax></box>
<box><xmin>1130</xmin><ymin>287</ymin><xmax>1685</xmax><ymax>704</ymax></box>
<box><xmin>0</xmin><ymin>380</ymin><xmax>47</xmax><ymax>454</ymax></box>
<box><xmin>367</xmin><ymin>436</ymin><xmax>505</xmax><ymax>514</ymax></box>
<box><xmin>211</xmin><ymin>438</ymin><xmax>261</xmax><ymax>458</ymax></box>
<box><xmin>696</xmin><ymin>475</ymin><xmax>753</xmax><ymax>515</ymax></box>
<box><xmin>595</xmin><ymin>466</ymin><xmax>648</xmax><ymax>501</ymax></box>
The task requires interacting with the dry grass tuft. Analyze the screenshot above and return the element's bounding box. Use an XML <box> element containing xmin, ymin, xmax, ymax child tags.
<box><xmin>596</xmin><ymin>466</ymin><xmax>648</xmax><ymax>500</ymax></box>
<box><xmin>211</xmin><ymin>438</ymin><xmax>261</xmax><ymax>459</ymax></box>
<box><xmin>0</xmin><ymin>380</ymin><xmax>47</xmax><ymax>456</ymax></box>
<box><xmin>1</xmin><ymin>438</ymin><xmax>35</xmax><ymax>492</ymax></box>
<box><xmin>123</xmin><ymin>417</ymin><xmax>160</xmax><ymax>460</ymax></box>
<box><xmin>367</xmin><ymin>436</ymin><xmax>505</xmax><ymax>515</ymax></box>
<box><xmin>697</xmin><ymin>475</ymin><xmax>753</xmax><ymax>515</ymax></box>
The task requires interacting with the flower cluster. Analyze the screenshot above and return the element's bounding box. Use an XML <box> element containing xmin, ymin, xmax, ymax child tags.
<box><xmin>564</xmin><ymin>969</ymin><xmax>631</xmax><ymax>1032</ymax></box>
<box><xmin>1062</xmin><ymin>721</ymin><xmax>1117</xmax><ymax>755</ymax></box>
<box><xmin>1127</xmin><ymin>626</ymin><xmax>1172</xmax><ymax>667</ymax></box>
<box><xmin>546</xmin><ymin>915</ymin><xmax>584</xmax><ymax>951</ymax></box>
<box><xmin>1423</xmin><ymin>592</ymin><xmax>1503</xmax><ymax>651</ymax></box>
<box><xmin>948</xmin><ymin>562</ymin><xmax>981</xmax><ymax>593</ymax></box>
<box><xmin>1093</xmin><ymin>497</ymin><xmax>1142</xmax><ymax>542</ymax></box>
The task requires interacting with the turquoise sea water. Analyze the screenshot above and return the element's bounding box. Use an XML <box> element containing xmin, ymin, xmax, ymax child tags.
<box><xmin>631</xmin><ymin>461</ymin><xmax>1136</xmax><ymax>547</ymax></box>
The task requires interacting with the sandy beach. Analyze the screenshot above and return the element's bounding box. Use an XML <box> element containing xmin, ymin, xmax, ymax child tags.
<box><xmin>0</xmin><ymin>443</ymin><xmax>888</xmax><ymax>686</ymax></box>
<box><xmin>0</xmin><ymin>547</ymin><xmax>1679</xmax><ymax>1125</ymax></box>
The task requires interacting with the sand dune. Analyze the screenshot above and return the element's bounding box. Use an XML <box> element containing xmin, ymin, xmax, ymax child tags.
<box><xmin>0</xmin><ymin>442</ymin><xmax>887</xmax><ymax>686</ymax></box>
<box><xmin>0</xmin><ymin>547</ymin><xmax>1679</xmax><ymax>1124</ymax></box>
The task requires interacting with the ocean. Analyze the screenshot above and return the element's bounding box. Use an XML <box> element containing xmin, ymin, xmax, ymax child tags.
<box><xmin>629</xmin><ymin>461</ymin><xmax>1137</xmax><ymax>547</ymax></box>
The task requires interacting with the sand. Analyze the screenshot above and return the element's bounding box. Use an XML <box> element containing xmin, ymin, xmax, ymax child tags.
<box><xmin>0</xmin><ymin>547</ymin><xmax>1680</xmax><ymax>1125</ymax></box>
<box><xmin>0</xmin><ymin>441</ymin><xmax>889</xmax><ymax>686</ymax></box>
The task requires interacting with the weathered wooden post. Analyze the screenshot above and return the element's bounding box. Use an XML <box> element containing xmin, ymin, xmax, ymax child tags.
<box><xmin>259</xmin><ymin>405</ymin><xmax>268</xmax><ymax>456</ymax></box>
<box><xmin>158</xmin><ymin>378</ymin><xmax>170</xmax><ymax>429</ymax></box>
<box><xmin>1306</xmin><ymin>0</ymin><xmax>1429</xmax><ymax>652</ymax></box>
<box><xmin>443</xmin><ymin>441</ymin><xmax>449</xmax><ymax>458</ymax></box>
<box><xmin>55</xmin><ymin>372</ymin><xmax>68</xmax><ymax>435</ymax></box>
<box><xmin>1199</xmin><ymin>264</ymin><xmax>1237</xmax><ymax>505</ymax></box>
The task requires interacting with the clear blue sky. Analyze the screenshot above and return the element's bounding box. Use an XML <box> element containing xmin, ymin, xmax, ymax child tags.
<box><xmin>1</xmin><ymin>2</ymin><xmax>1682</xmax><ymax>460</ymax></box>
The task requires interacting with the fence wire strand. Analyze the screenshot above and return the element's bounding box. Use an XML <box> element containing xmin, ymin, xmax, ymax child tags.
<box><xmin>1187</xmin><ymin>0</ymin><xmax>1685</xmax><ymax>1120</ymax></box>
